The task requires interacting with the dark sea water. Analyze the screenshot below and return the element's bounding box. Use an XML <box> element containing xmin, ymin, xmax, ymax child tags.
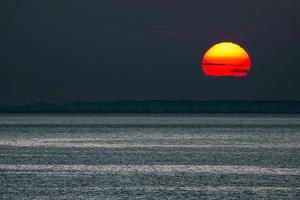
<box><xmin>0</xmin><ymin>114</ymin><xmax>299</xmax><ymax>199</ymax></box>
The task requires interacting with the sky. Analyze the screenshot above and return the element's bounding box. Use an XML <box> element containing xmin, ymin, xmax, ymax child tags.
<box><xmin>1</xmin><ymin>0</ymin><xmax>300</xmax><ymax>104</ymax></box>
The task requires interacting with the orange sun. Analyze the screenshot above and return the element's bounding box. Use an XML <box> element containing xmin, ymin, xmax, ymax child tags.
<box><xmin>202</xmin><ymin>42</ymin><xmax>251</xmax><ymax>77</ymax></box>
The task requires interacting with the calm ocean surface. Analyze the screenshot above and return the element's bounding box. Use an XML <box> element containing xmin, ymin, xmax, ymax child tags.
<box><xmin>0</xmin><ymin>114</ymin><xmax>299</xmax><ymax>199</ymax></box>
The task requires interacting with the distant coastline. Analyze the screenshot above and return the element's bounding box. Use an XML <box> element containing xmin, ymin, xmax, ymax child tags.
<box><xmin>1</xmin><ymin>101</ymin><xmax>300</xmax><ymax>114</ymax></box>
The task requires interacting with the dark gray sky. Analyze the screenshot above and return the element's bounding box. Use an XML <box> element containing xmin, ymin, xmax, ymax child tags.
<box><xmin>1</xmin><ymin>0</ymin><xmax>300</xmax><ymax>104</ymax></box>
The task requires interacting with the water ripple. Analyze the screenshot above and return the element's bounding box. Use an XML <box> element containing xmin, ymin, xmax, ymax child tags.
<box><xmin>0</xmin><ymin>165</ymin><xmax>299</xmax><ymax>175</ymax></box>
<box><xmin>0</xmin><ymin>139</ymin><xmax>298</xmax><ymax>149</ymax></box>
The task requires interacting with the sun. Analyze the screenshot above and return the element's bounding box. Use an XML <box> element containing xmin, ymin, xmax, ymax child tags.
<box><xmin>202</xmin><ymin>42</ymin><xmax>251</xmax><ymax>77</ymax></box>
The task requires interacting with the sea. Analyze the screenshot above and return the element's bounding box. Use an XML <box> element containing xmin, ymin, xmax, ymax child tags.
<box><xmin>0</xmin><ymin>114</ymin><xmax>299</xmax><ymax>199</ymax></box>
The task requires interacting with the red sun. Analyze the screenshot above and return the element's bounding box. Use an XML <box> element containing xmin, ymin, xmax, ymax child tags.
<box><xmin>202</xmin><ymin>42</ymin><xmax>251</xmax><ymax>77</ymax></box>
